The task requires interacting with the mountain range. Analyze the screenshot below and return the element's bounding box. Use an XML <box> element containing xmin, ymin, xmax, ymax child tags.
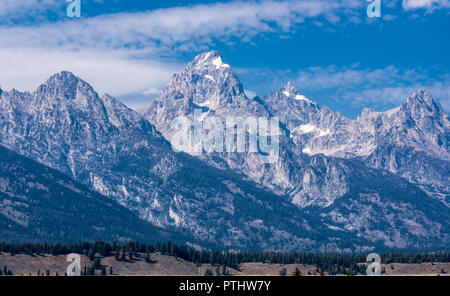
<box><xmin>0</xmin><ymin>50</ymin><xmax>448</xmax><ymax>252</ymax></box>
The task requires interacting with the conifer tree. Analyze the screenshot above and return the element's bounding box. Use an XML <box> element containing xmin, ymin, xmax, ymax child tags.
<box><xmin>93</xmin><ymin>257</ymin><xmax>101</xmax><ymax>270</ymax></box>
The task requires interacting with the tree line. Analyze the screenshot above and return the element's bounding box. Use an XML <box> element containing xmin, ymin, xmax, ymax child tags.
<box><xmin>1</xmin><ymin>241</ymin><xmax>449</xmax><ymax>275</ymax></box>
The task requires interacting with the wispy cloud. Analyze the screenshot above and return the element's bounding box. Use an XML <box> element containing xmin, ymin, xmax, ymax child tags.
<box><xmin>0</xmin><ymin>1</ymin><xmax>365</xmax><ymax>53</ymax></box>
<box><xmin>238</xmin><ymin>65</ymin><xmax>450</xmax><ymax>112</ymax></box>
<box><xmin>402</xmin><ymin>0</ymin><xmax>450</xmax><ymax>11</ymax></box>
<box><xmin>0</xmin><ymin>0</ymin><xmax>63</xmax><ymax>23</ymax></box>
<box><xmin>0</xmin><ymin>48</ymin><xmax>181</xmax><ymax>96</ymax></box>
<box><xmin>0</xmin><ymin>0</ymin><xmax>365</xmax><ymax>97</ymax></box>
<box><xmin>342</xmin><ymin>82</ymin><xmax>450</xmax><ymax>110</ymax></box>
<box><xmin>0</xmin><ymin>0</ymin><xmax>58</xmax><ymax>15</ymax></box>
<box><xmin>295</xmin><ymin>65</ymin><xmax>424</xmax><ymax>90</ymax></box>
<box><xmin>294</xmin><ymin>65</ymin><xmax>450</xmax><ymax>111</ymax></box>
<box><xmin>0</xmin><ymin>0</ymin><xmax>448</xmax><ymax>109</ymax></box>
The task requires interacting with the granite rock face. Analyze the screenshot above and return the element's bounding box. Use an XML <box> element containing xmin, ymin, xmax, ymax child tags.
<box><xmin>0</xmin><ymin>51</ymin><xmax>448</xmax><ymax>251</ymax></box>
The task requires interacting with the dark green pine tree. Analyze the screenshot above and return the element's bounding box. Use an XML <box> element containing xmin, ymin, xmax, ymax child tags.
<box><xmin>93</xmin><ymin>257</ymin><xmax>101</xmax><ymax>270</ymax></box>
<box><xmin>216</xmin><ymin>266</ymin><xmax>221</xmax><ymax>276</ymax></box>
<box><xmin>88</xmin><ymin>248</ymin><xmax>95</xmax><ymax>261</ymax></box>
<box><xmin>222</xmin><ymin>265</ymin><xmax>228</xmax><ymax>276</ymax></box>
<box><xmin>204</xmin><ymin>268</ymin><xmax>214</xmax><ymax>276</ymax></box>
<box><xmin>88</xmin><ymin>266</ymin><xmax>95</xmax><ymax>276</ymax></box>
<box><xmin>128</xmin><ymin>250</ymin><xmax>133</xmax><ymax>261</ymax></box>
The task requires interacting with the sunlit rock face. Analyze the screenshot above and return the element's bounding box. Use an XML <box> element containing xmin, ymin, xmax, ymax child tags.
<box><xmin>0</xmin><ymin>51</ymin><xmax>448</xmax><ymax>251</ymax></box>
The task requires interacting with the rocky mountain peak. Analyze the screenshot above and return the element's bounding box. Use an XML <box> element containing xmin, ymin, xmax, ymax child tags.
<box><xmin>156</xmin><ymin>50</ymin><xmax>246</xmax><ymax>111</ymax></box>
<box><xmin>42</xmin><ymin>71</ymin><xmax>85</xmax><ymax>92</ymax></box>
<box><xmin>360</xmin><ymin>107</ymin><xmax>375</xmax><ymax>116</ymax></box>
<box><xmin>34</xmin><ymin>71</ymin><xmax>105</xmax><ymax>112</ymax></box>
<box><xmin>404</xmin><ymin>89</ymin><xmax>443</xmax><ymax>114</ymax></box>
<box><xmin>406</xmin><ymin>89</ymin><xmax>435</xmax><ymax>104</ymax></box>
<box><xmin>399</xmin><ymin>90</ymin><xmax>448</xmax><ymax>137</ymax></box>
<box><xmin>282</xmin><ymin>81</ymin><xmax>296</xmax><ymax>92</ymax></box>
<box><xmin>278</xmin><ymin>82</ymin><xmax>318</xmax><ymax>107</ymax></box>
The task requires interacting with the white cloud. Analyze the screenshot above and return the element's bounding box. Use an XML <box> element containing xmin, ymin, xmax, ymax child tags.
<box><xmin>245</xmin><ymin>90</ymin><xmax>258</xmax><ymax>98</ymax></box>
<box><xmin>241</xmin><ymin>65</ymin><xmax>449</xmax><ymax>112</ymax></box>
<box><xmin>1</xmin><ymin>1</ymin><xmax>448</xmax><ymax>53</ymax></box>
<box><xmin>0</xmin><ymin>48</ymin><xmax>181</xmax><ymax>96</ymax></box>
<box><xmin>0</xmin><ymin>1</ymin><xmax>365</xmax><ymax>53</ymax></box>
<box><xmin>0</xmin><ymin>0</ymin><xmax>64</xmax><ymax>24</ymax></box>
<box><xmin>344</xmin><ymin>82</ymin><xmax>450</xmax><ymax>110</ymax></box>
<box><xmin>0</xmin><ymin>0</ymin><xmax>365</xmax><ymax>99</ymax></box>
<box><xmin>402</xmin><ymin>0</ymin><xmax>450</xmax><ymax>10</ymax></box>
<box><xmin>293</xmin><ymin>65</ymin><xmax>450</xmax><ymax>111</ymax></box>
<box><xmin>0</xmin><ymin>0</ymin><xmax>449</xmax><ymax>107</ymax></box>
<box><xmin>0</xmin><ymin>0</ymin><xmax>59</xmax><ymax>16</ymax></box>
<box><xmin>142</xmin><ymin>88</ymin><xmax>162</xmax><ymax>96</ymax></box>
<box><xmin>294</xmin><ymin>65</ymin><xmax>426</xmax><ymax>90</ymax></box>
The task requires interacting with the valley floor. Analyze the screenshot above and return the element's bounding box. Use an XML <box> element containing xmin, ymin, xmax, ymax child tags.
<box><xmin>0</xmin><ymin>253</ymin><xmax>449</xmax><ymax>276</ymax></box>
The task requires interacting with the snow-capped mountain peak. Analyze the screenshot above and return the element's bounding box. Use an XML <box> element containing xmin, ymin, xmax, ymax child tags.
<box><xmin>144</xmin><ymin>51</ymin><xmax>253</xmax><ymax>136</ymax></box>
<box><xmin>158</xmin><ymin>50</ymin><xmax>247</xmax><ymax>110</ymax></box>
<box><xmin>192</xmin><ymin>50</ymin><xmax>230</xmax><ymax>70</ymax></box>
<box><xmin>189</xmin><ymin>50</ymin><xmax>231</xmax><ymax>72</ymax></box>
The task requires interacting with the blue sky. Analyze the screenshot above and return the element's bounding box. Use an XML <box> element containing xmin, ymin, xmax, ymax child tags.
<box><xmin>0</xmin><ymin>0</ymin><xmax>448</xmax><ymax>118</ymax></box>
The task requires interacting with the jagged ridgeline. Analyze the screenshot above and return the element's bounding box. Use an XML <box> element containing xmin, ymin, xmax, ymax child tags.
<box><xmin>0</xmin><ymin>51</ymin><xmax>448</xmax><ymax>251</ymax></box>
